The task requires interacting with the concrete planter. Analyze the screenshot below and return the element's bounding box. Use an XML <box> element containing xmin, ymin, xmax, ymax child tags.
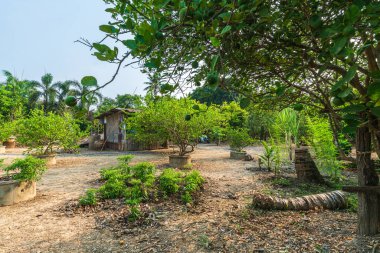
<box><xmin>0</xmin><ymin>145</ymin><xmax>6</xmax><ymax>154</ymax></box>
<box><xmin>34</xmin><ymin>154</ymin><xmax>57</xmax><ymax>166</ymax></box>
<box><xmin>230</xmin><ymin>150</ymin><xmax>247</xmax><ymax>160</ymax></box>
<box><xmin>169</xmin><ymin>155</ymin><xmax>191</xmax><ymax>168</ymax></box>
<box><xmin>4</xmin><ymin>137</ymin><xmax>16</xmax><ymax>149</ymax></box>
<box><xmin>0</xmin><ymin>180</ymin><xmax>36</xmax><ymax>206</ymax></box>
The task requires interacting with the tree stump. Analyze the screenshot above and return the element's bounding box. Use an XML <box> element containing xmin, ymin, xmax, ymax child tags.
<box><xmin>295</xmin><ymin>147</ymin><xmax>324</xmax><ymax>183</ymax></box>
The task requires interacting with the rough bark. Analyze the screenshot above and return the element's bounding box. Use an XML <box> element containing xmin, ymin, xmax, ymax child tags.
<box><xmin>356</xmin><ymin>126</ymin><xmax>379</xmax><ymax>235</ymax></box>
<box><xmin>252</xmin><ymin>190</ymin><xmax>347</xmax><ymax>211</ymax></box>
<box><xmin>295</xmin><ymin>147</ymin><xmax>325</xmax><ymax>184</ymax></box>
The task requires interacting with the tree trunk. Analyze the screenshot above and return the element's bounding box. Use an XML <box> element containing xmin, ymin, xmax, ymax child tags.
<box><xmin>356</xmin><ymin>126</ymin><xmax>379</xmax><ymax>235</ymax></box>
<box><xmin>252</xmin><ymin>190</ymin><xmax>347</xmax><ymax>210</ymax></box>
<box><xmin>295</xmin><ymin>147</ymin><xmax>325</xmax><ymax>183</ymax></box>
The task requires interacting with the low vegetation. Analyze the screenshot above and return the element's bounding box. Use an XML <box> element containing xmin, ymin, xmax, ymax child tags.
<box><xmin>0</xmin><ymin>156</ymin><xmax>47</xmax><ymax>182</ymax></box>
<box><xmin>79</xmin><ymin>155</ymin><xmax>205</xmax><ymax>221</ymax></box>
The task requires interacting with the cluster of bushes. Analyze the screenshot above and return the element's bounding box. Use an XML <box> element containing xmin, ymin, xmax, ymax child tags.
<box><xmin>79</xmin><ymin>155</ymin><xmax>205</xmax><ymax>221</ymax></box>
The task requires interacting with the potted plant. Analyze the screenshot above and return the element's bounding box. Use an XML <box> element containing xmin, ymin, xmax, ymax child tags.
<box><xmin>127</xmin><ymin>98</ymin><xmax>222</xmax><ymax>168</ymax></box>
<box><xmin>227</xmin><ymin>128</ymin><xmax>253</xmax><ymax>160</ymax></box>
<box><xmin>15</xmin><ymin>110</ymin><xmax>81</xmax><ymax>165</ymax></box>
<box><xmin>0</xmin><ymin>121</ymin><xmax>15</xmax><ymax>153</ymax></box>
<box><xmin>0</xmin><ymin>156</ymin><xmax>47</xmax><ymax>206</ymax></box>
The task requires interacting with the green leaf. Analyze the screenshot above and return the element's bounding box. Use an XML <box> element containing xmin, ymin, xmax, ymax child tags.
<box><xmin>337</xmin><ymin>88</ymin><xmax>352</xmax><ymax>98</ymax></box>
<box><xmin>310</xmin><ymin>15</ymin><xmax>322</xmax><ymax>28</ymax></box>
<box><xmin>330</xmin><ymin>37</ymin><xmax>348</xmax><ymax>55</ymax></box>
<box><xmin>345</xmin><ymin>4</ymin><xmax>360</xmax><ymax>23</ymax></box>
<box><xmin>99</xmin><ymin>25</ymin><xmax>118</xmax><ymax>34</ymax></box>
<box><xmin>210</xmin><ymin>37</ymin><xmax>221</xmax><ymax>47</ymax></box>
<box><xmin>123</xmin><ymin>40</ymin><xmax>137</xmax><ymax>50</ymax></box>
<box><xmin>342</xmin><ymin>64</ymin><xmax>358</xmax><ymax>83</ymax></box>
<box><xmin>81</xmin><ymin>76</ymin><xmax>97</xmax><ymax>87</ymax></box>
<box><xmin>192</xmin><ymin>104</ymin><xmax>200</xmax><ymax>110</ymax></box>
<box><xmin>211</xmin><ymin>55</ymin><xmax>219</xmax><ymax>70</ymax></box>
<box><xmin>185</xmin><ymin>114</ymin><xmax>192</xmax><ymax>121</ymax></box>
<box><xmin>341</xmin><ymin>104</ymin><xmax>366</xmax><ymax>113</ymax></box>
<box><xmin>292</xmin><ymin>103</ymin><xmax>304</xmax><ymax>111</ymax></box>
<box><xmin>221</xmin><ymin>25</ymin><xmax>232</xmax><ymax>35</ymax></box>
<box><xmin>276</xmin><ymin>86</ymin><xmax>286</xmax><ymax>96</ymax></box>
<box><xmin>179</xmin><ymin>7</ymin><xmax>187</xmax><ymax>21</ymax></box>
<box><xmin>239</xmin><ymin>98</ymin><xmax>250</xmax><ymax>109</ymax></box>
<box><xmin>371</xmin><ymin>107</ymin><xmax>380</xmax><ymax>117</ymax></box>
<box><xmin>368</xmin><ymin>81</ymin><xmax>380</xmax><ymax>101</ymax></box>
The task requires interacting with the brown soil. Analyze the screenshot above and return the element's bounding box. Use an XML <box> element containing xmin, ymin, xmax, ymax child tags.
<box><xmin>0</xmin><ymin>145</ymin><xmax>378</xmax><ymax>253</ymax></box>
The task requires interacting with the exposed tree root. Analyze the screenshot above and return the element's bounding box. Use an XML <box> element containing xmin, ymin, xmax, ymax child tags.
<box><xmin>252</xmin><ymin>190</ymin><xmax>348</xmax><ymax>211</ymax></box>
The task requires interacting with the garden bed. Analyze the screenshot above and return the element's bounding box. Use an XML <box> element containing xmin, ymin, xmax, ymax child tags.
<box><xmin>0</xmin><ymin>145</ymin><xmax>378</xmax><ymax>253</ymax></box>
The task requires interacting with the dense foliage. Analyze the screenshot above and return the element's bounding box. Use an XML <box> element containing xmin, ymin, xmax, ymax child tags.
<box><xmin>126</xmin><ymin>98</ymin><xmax>223</xmax><ymax>156</ymax></box>
<box><xmin>1</xmin><ymin>156</ymin><xmax>47</xmax><ymax>182</ymax></box>
<box><xmin>16</xmin><ymin>110</ymin><xmax>82</xmax><ymax>155</ymax></box>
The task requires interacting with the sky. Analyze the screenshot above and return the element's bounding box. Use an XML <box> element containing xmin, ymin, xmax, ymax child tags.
<box><xmin>0</xmin><ymin>0</ymin><xmax>147</xmax><ymax>98</ymax></box>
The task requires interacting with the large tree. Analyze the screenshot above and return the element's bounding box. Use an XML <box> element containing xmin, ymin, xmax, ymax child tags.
<box><xmin>86</xmin><ymin>0</ymin><xmax>380</xmax><ymax>235</ymax></box>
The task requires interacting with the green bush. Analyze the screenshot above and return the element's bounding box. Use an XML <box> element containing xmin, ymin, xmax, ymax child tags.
<box><xmin>2</xmin><ymin>156</ymin><xmax>47</xmax><ymax>182</ymax></box>
<box><xmin>78</xmin><ymin>156</ymin><xmax>205</xmax><ymax>221</ymax></box>
<box><xmin>271</xmin><ymin>177</ymin><xmax>291</xmax><ymax>187</ymax></box>
<box><xmin>227</xmin><ymin>128</ymin><xmax>253</xmax><ymax>152</ymax></box>
<box><xmin>79</xmin><ymin>188</ymin><xmax>98</xmax><ymax>206</ymax></box>
<box><xmin>183</xmin><ymin>170</ymin><xmax>204</xmax><ymax>193</ymax></box>
<box><xmin>15</xmin><ymin>110</ymin><xmax>81</xmax><ymax>155</ymax></box>
<box><xmin>306</xmin><ymin>117</ymin><xmax>343</xmax><ymax>182</ymax></box>
<box><xmin>159</xmin><ymin>168</ymin><xmax>183</xmax><ymax>195</ymax></box>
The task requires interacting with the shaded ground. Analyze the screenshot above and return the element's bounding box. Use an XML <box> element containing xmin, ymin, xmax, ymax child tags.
<box><xmin>0</xmin><ymin>145</ymin><xmax>378</xmax><ymax>253</ymax></box>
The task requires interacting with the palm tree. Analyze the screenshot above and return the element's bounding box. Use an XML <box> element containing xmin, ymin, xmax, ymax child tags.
<box><xmin>70</xmin><ymin>81</ymin><xmax>103</xmax><ymax>114</ymax></box>
<box><xmin>1</xmin><ymin>71</ymin><xmax>32</xmax><ymax>120</ymax></box>
<box><xmin>53</xmin><ymin>80</ymin><xmax>81</xmax><ymax>113</ymax></box>
<box><xmin>144</xmin><ymin>72</ymin><xmax>161</xmax><ymax>97</ymax></box>
<box><xmin>30</xmin><ymin>73</ymin><xmax>59</xmax><ymax>113</ymax></box>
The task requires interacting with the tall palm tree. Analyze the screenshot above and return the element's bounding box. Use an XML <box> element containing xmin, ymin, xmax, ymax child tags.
<box><xmin>144</xmin><ymin>72</ymin><xmax>161</xmax><ymax>97</ymax></box>
<box><xmin>30</xmin><ymin>73</ymin><xmax>59</xmax><ymax>113</ymax></box>
<box><xmin>70</xmin><ymin>81</ymin><xmax>103</xmax><ymax>114</ymax></box>
<box><xmin>53</xmin><ymin>80</ymin><xmax>81</xmax><ymax>113</ymax></box>
<box><xmin>1</xmin><ymin>70</ymin><xmax>33</xmax><ymax>120</ymax></box>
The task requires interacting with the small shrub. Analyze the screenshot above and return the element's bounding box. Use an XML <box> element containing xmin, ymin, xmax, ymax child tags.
<box><xmin>183</xmin><ymin>170</ymin><xmax>204</xmax><ymax>193</ymax></box>
<box><xmin>128</xmin><ymin>205</ymin><xmax>141</xmax><ymax>221</ymax></box>
<box><xmin>79</xmin><ymin>188</ymin><xmax>98</xmax><ymax>206</ymax></box>
<box><xmin>271</xmin><ymin>177</ymin><xmax>291</xmax><ymax>187</ymax></box>
<box><xmin>130</xmin><ymin>162</ymin><xmax>155</xmax><ymax>186</ymax></box>
<box><xmin>259</xmin><ymin>140</ymin><xmax>275</xmax><ymax>171</ymax></box>
<box><xmin>2</xmin><ymin>156</ymin><xmax>47</xmax><ymax>182</ymax></box>
<box><xmin>198</xmin><ymin>234</ymin><xmax>210</xmax><ymax>249</ymax></box>
<box><xmin>159</xmin><ymin>168</ymin><xmax>183</xmax><ymax>195</ymax></box>
<box><xmin>227</xmin><ymin>128</ymin><xmax>253</xmax><ymax>152</ymax></box>
<box><xmin>98</xmin><ymin>178</ymin><xmax>125</xmax><ymax>199</ymax></box>
<box><xmin>117</xmin><ymin>154</ymin><xmax>134</xmax><ymax>165</ymax></box>
<box><xmin>182</xmin><ymin>163</ymin><xmax>193</xmax><ymax>170</ymax></box>
<box><xmin>181</xmin><ymin>191</ymin><xmax>193</xmax><ymax>204</ymax></box>
<box><xmin>347</xmin><ymin>194</ymin><xmax>358</xmax><ymax>212</ymax></box>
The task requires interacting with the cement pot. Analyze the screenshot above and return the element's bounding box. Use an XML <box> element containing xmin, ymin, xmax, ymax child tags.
<box><xmin>34</xmin><ymin>154</ymin><xmax>57</xmax><ymax>166</ymax></box>
<box><xmin>4</xmin><ymin>137</ymin><xmax>16</xmax><ymax>149</ymax></box>
<box><xmin>0</xmin><ymin>180</ymin><xmax>36</xmax><ymax>206</ymax></box>
<box><xmin>230</xmin><ymin>150</ymin><xmax>247</xmax><ymax>160</ymax></box>
<box><xmin>169</xmin><ymin>155</ymin><xmax>191</xmax><ymax>168</ymax></box>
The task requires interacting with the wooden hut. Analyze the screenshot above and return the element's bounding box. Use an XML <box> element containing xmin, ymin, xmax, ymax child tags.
<box><xmin>95</xmin><ymin>108</ymin><xmax>165</xmax><ymax>151</ymax></box>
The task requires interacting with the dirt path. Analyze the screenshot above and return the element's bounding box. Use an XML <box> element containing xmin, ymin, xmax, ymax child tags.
<box><xmin>0</xmin><ymin>145</ymin><xmax>376</xmax><ymax>253</ymax></box>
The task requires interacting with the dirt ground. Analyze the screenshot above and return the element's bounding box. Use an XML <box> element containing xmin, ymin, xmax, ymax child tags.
<box><xmin>0</xmin><ymin>144</ymin><xmax>379</xmax><ymax>253</ymax></box>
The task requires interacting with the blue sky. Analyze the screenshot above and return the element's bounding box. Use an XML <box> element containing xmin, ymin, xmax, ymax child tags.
<box><xmin>0</xmin><ymin>0</ymin><xmax>147</xmax><ymax>98</ymax></box>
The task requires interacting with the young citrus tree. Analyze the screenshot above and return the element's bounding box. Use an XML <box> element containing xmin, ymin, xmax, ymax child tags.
<box><xmin>126</xmin><ymin>98</ymin><xmax>223</xmax><ymax>156</ymax></box>
<box><xmin>16</xmin><ymin>110</ymin><xmax>81</xmax><ymax>155</ymax></box>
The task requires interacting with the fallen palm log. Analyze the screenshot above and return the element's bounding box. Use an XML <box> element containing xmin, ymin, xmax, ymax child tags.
<box><xmin>252</xmin><ymin>190</ymin><xmax>348</xmax><ymax>211</ymax></box>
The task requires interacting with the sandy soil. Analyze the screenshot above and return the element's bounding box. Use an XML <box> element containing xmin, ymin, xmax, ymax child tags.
<box><xmin>0</xmin><ymin>145</ymin><xmax>378</xmax><ymax>253</ymax></box>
